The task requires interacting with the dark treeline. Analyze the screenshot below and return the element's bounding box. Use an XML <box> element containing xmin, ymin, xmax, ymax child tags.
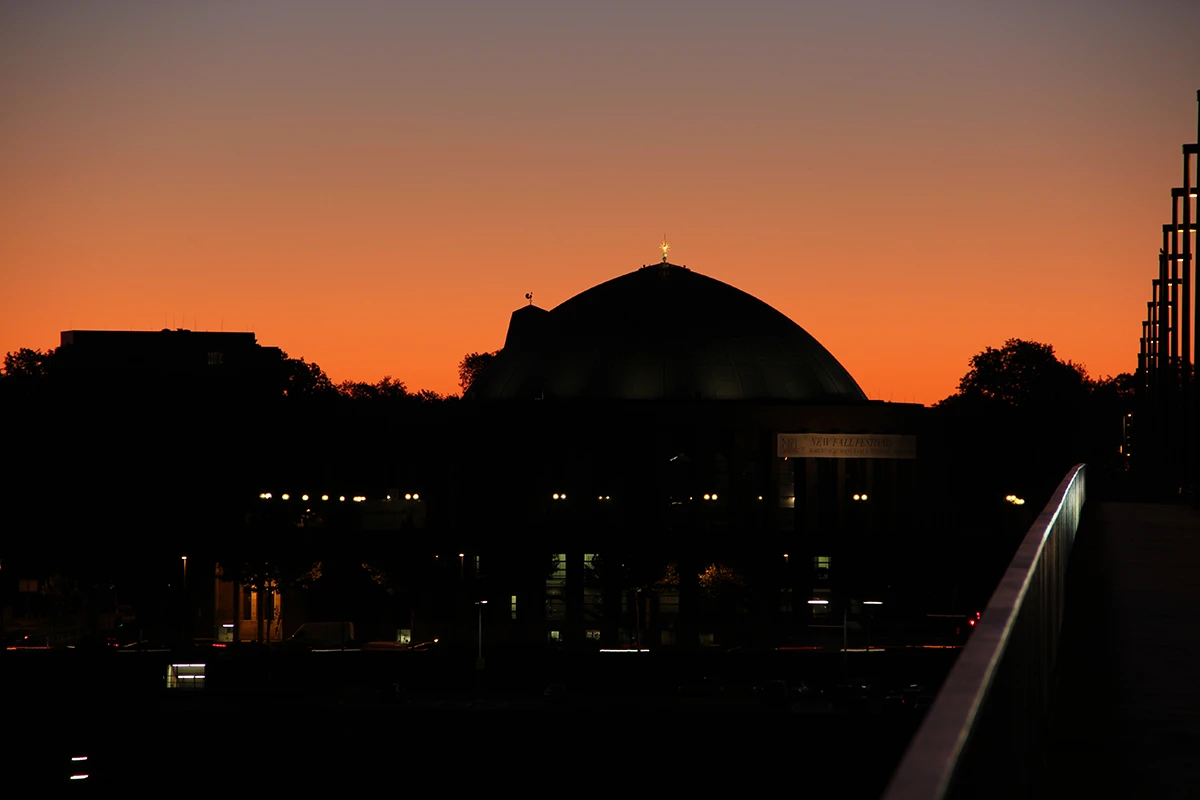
<box><xmin>935</xmin><ymin>338</ymin><xmax>1133</xmax><ymax>498</ymax></box>
<box><xmin>928</xmin><ymin>339</ymin><xmax>1135</xmax><ymax>606</ymax></box>
<box><xmin>1</xmin><ymin>346</ymin><xmax>488</xmax><ymax>641</ymax></box>
<box><xmin>1</xmin><ymin>337</ymin><xmax>1131</xmax><ymax>547</ymax></box>
<box><xmin>1</xmin><ymin>337</ymin><xmax>1132</xmax><ymax>643</ymax></box>
<box><xmin>0</xmin><ymin>346</ymin><xmax>483</xmax><ymax>525</ymax></box>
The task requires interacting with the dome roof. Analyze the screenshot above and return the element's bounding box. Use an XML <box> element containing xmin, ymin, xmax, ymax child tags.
<box><xmin>466</xmin><ymin>263</ymin><xmax>866</xmax><ymax>403</ymax></box>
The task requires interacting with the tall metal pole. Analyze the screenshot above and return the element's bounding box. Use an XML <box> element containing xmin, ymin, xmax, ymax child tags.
<box><xmin>1172</xmin><ymin>207</ymin><xmax>1181</xmax><ymax>371</ymax></box>
<box><xmin>1194</xmin><ymin>90</ymin><xmax>1200</xmax><ymax>505</ymax></box>
<box><xmin>181</xmin><ymin>556</ymin><xmax>188</xmax><ymax>641</ymax></box>
<box><xmin>1182</xmin><ymin>171</ymin><xmax>1195</xmax><ymax>501</ymax></box>
<box><xmin>1139</xmin><ymin>318</ymin><xmax>1148</xmax><ymax>476</ymax></box>
<box><xmin>1151</xmin><ymin>292</ymin><xmax>1162</xmax><ymax>484</ymax></box>
<box><xmin>1170</xmin><ymin>207</ymin><xmax>1182</xmax><ymax>491</ymax></box>
<box><xmin>842</xmin><ymin>603</ymin><xmax>848</xmax><ymax>673</ymax></box>
<box><xmin>1159</xmin><ymin>235</ymin><xmax>1170</xmax><ymax>479</ymax></box>
<box><xmin>1139</xmin><ymin>322</ymin><xmax>1147</xmax><ymax>390</ymax></box>
<box><xmin>635</xmin><ymin>588</ymin><xmax>643</xmax><ymax>651</ymax></box>
<box><xmin>475</xmin><ymin>601</ymin><xmax>484</xmax><ymax>695</ymax></box>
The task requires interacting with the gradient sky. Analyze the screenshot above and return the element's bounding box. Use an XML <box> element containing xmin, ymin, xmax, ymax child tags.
<box><xmin>4</xmin><ymin>1</ymin><xmax>1200</xmax><ymax>402</ymax></box>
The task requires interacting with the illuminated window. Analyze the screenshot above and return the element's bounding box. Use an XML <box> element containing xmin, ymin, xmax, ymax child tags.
<box><xmin>167</xmin><ymin>663</ymin><xmax>205</xmax><ymax>689</ymax></box>
<box><xmin>546</xmin><ymin>553</ymin><xmax>567</xmax><ymax>621</ymax></box>
<box><xmin>585</xmin><ymin>630</ymin><xmax>601</xmax><ymax>641</ymax></box>
<box><xmin>547</xmin><ymin>554</ymin><xmax>566</xmax><ymax>587</ymax></box>
<box><xmin>548</xmin><ymin>630</ymin><xmax>561</xmax><ymax>643</ymax></box>
<box><xmin>582</xmin><ymin>554</ymin><xmax>602</xmax><ymax>621</ymax></box>
<box><xmin>510</xmin><ymin>595</ymin><xmax>517</xmax><ymax>620</ymax></box>
<box><xmin>814</xmin><ymin>556</ymin><xmax>831</xmax><ymax>580</ymax></box>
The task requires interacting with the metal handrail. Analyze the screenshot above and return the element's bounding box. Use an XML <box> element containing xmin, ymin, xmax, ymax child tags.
<box><xmin>883</xmin><ymin>463</ymin><xmax>1086</xmax><ymax>799</ymax></box>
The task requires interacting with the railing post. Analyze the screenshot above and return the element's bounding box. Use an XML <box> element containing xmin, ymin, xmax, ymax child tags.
<box><xmin>882</xmin><ymin>464</ymin><xmax>1086</xmax><ymax>800</ymax></box>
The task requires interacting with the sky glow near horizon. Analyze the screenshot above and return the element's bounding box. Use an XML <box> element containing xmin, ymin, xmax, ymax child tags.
<box><xmin>3</xmin><ymin>1</ymin><xmax>1200</xmax><ymax>402</ymax></box>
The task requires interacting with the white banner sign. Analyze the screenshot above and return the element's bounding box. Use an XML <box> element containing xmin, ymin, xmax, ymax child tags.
<box><xmin>777</xmin><ymin>433</ymin><xmax>917</xmax><ymax>459</ymax></box>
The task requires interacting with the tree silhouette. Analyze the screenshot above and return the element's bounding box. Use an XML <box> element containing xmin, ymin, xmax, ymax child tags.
<box><xmin>698</xmin><ymin>563</ymin><xmax>744</xmax><ymax>594</ymax></box>
<box><xmin>933</xmin><ymin>337</ymin><xmax>1134</xmax><ymax>546</ymax></box>
<box><xmin>938</xmin><ymin>338</ymin><xmax>1089</xmax><ymax>410</ymax></box>
<box><xmin>331</xmin><ymin>376</ymin><xmax>452</xmax><ymax>403</ymax></box>
<box><xmin>413</xmin><ymin>388</ymin><xmax>447</xmax><ymax>403</ymax></box>
<box><xmin>458</xmin><ymin>351</ymin><xmax>499</xmax><ymax>393</ymax></box>
<box><xmin>279</xmin><ymin>351</ymin><xmax>336</xmax><ymax>397</ymax></box>
<box><xmin>219</xmin><ymin>555</ymin><xmax>324</xmax><ymax>643</ymax></box>
<box><xmin>337</xmin><ymin>376</ymin><xmax>409</xmax><ymax>401</ymax></box>
<box><xmin>1090</xmin><ymin>372</ymin><xmax>1136</xmax><ymax>414</ymax></box>
<box><xmin>2</xmin><ymin>347</ymin><xmax>55</xmax><ymax>380</ymax></box>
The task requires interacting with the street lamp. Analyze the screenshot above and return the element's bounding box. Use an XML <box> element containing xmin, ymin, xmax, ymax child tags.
<box><xmin>181</xmin><ymin>556</ymin><xmax>188</xmax><ymax>641</ymax></box>
<box><xmin>635</xmin><ymin>588</ymin><xmax>644</xmax><ymax>651</ymax></box>
<box><xmin>863</xmin><ymin>601</ymin><xmax>883</xmax><ymax>650</ymax></box>
<box><xmin>475</xmin><ymin>600</ymin><xmax>488</xmax><ymax>666</ymax></box>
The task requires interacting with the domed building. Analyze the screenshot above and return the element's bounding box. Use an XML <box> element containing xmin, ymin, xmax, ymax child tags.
<box><xmin>467</xmin><ymin>260</ymin><xmax>866</xmax><ymax>403</ymax></box>
<box><xmin>451</xmin><ymin>258</ymin><xmax>938</xmax><ymax>651</ymax></box>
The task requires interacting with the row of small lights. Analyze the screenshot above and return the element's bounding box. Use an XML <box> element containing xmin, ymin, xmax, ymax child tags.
<box><xmin>258</xmin><ymin>492</ymin><xmax>419</xmax><ymax>502</ymax></box>
<box><xmin>255</xmin><ymin>491</ymin><xmax>876</xmax><ymax>503</ymax></box>
<box><xmin>806</xmin><ymin>599</ymin><xmax>884</xmax><ymax>606</ymax></box>
<box><xmin>1005</xmin><ymin>494</ymin><xmax>1026</xmax><ymax>506</ymax></box>
<box><xmin>556</xmin><ymin>493</ymin><xmax>723</xmax><ymax>501</ymax></box>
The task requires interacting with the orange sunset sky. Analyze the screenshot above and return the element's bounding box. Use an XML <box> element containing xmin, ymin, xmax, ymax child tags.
<box><xmin>4</xmin><ymin>2</ymin><xmax>1200</xmax><ymax>403</ymax></box>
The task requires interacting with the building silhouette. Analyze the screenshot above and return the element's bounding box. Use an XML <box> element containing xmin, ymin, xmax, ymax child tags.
<box><xmin>440</xmin><ymin>260</ymin><xmax>938</xmax><ymax>649</ymax></box>
<box><xmin>55</xmin><ymin>329</ymin><xmax>283</xmax><ymax>400</ymax></box>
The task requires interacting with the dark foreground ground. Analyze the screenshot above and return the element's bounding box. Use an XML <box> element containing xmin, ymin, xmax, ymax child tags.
<box><xmin>16</xmin><ymin>695</ymin><xmax>924</xmax><ymax>795</ymax></box>
<box><xmin>5</xmin><ymin>648</ymin><xmax>955</xmax><ymax>795</ymax></box>
<box><xmin>1041</xmin><ymin>502</ymin><xmax>1200</xmax><ymax>800</ymax></box>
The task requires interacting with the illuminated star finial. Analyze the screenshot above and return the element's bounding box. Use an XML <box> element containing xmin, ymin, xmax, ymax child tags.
<box><xmin>661</xmin><ymin>236</ymin><xmax>670</xmax><ymax>263</ymax></box>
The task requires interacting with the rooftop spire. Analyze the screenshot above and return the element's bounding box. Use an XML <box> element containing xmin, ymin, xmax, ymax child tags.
<box><xmin>660</xmin><ymin>235</ymin><xmax>670</xmax><ymax>263</ymax></box>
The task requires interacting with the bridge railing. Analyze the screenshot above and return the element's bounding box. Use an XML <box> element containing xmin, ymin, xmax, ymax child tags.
<box><xmin>883</xmin><ymin>463</ymin><xmax>1087</xmax><ymax>800</ymax></box>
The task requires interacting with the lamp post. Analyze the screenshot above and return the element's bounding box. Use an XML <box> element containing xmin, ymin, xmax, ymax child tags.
<box><xmin>843</xmin><ymin>603</ymin><xmax>848</xmax><ymax>673</ymax></box>
<box><xmin>475</xmin><ymin>600</ymin><xmax>487</xmax><ymax>665</ymax></box>
<box><xmin>180</xmin><ymin>556</ymin><xmax>188</xmax><ymax>641</ymax></box>
<box><xmin>634</xmin><ymin>588</ymin><xmax>646</xmax><ymax>651</ymax></box>
<box><xmin>864</xmin><ymin>601</ymin><xmax>883</xmax><ymax>650</ymax></box>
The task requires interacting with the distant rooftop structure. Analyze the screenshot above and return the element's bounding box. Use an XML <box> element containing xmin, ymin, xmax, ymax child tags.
<box><xmin>467</xmin><ymin>262</ymin><xmax>866</xmax><ymax>403</ymax></box>
<box><xmin>56</xmin><ymin>329</ymin><xmax>283</xmax><ymax>398</ymax></box>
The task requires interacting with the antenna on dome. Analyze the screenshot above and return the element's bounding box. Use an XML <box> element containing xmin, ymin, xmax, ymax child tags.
<box><xmin>660</xmin><ymin>236</ymin><xmax>670</xmax><ymax>263</ymax></box>
<box><xmin>525</xmin><ymin>292</ymin><xmax>533</xmax><ymax>306</ymax></box>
